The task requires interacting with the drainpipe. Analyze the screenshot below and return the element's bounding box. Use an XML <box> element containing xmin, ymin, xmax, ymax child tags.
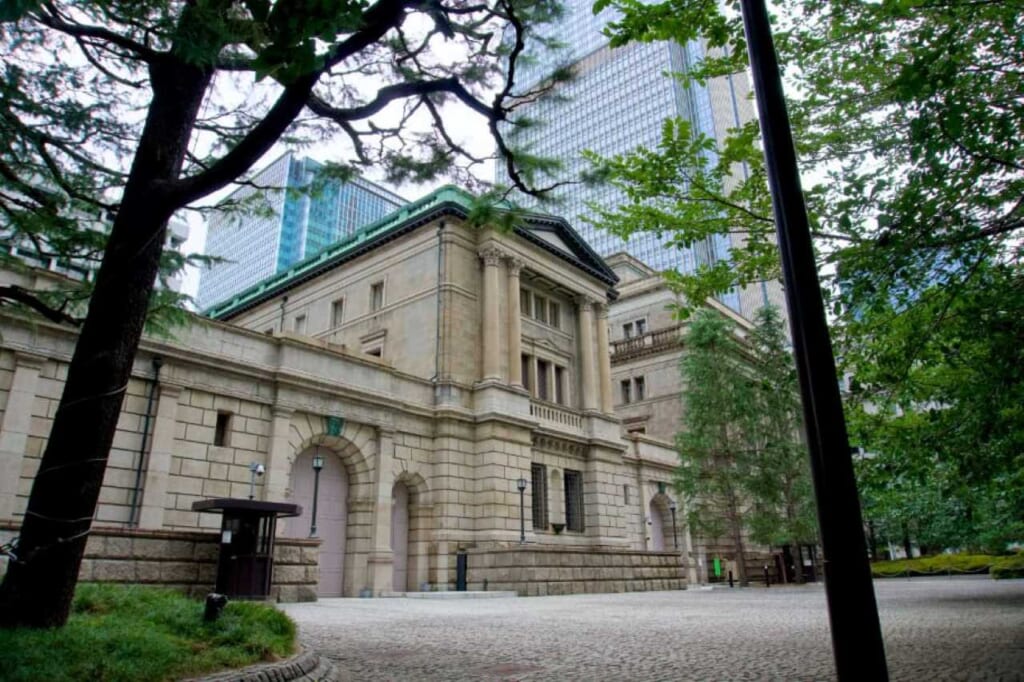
<box><xmin>278</xmin><ymin>295</ymin><xmax>288</xmax><ymax>332</ymax></box>
<box><xmin>130</xmin><ymin>356</ymin><xmax>162</xmax><ymax>526</ymax></box>
<box><xmin>433</xmin><ymin>221</ymin><xmax>445</xmax><ymax>385</ymax></box>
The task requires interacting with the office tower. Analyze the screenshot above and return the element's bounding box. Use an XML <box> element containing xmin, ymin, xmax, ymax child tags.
<box><xmin>499</xmin><ymin>0</ymin><xmax>774</xmax><ymax>316</ymax></box>
<box><xmin>198</xmin><ymin>151</ymin><xmax>405</xmax><ymax>310</ymax></box>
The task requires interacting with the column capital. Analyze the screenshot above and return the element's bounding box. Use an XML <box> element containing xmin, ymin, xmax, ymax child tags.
<box><xmin>574</xmin><ymin>295</ymin><xmax>598</xmax><ymax>312</ymax></box>
<box><xmin>505</xmin><ymin>257</ymin><xmax>525</xmax><ymax>276</ymax></box>
<box><xmin>12</xmin><ymin>351</ymin><xmax>48</xmax><ymax>371</ymax></box>
<box><xmin>595</xmin><ymin>302</ymin><xmax>609</xmax><ymax>320</ymax></box>
<box><xmin>272</xmin><ymin>406</ymin><xmax>295</xmax><ymax>420</ymax></box>
<box><xmin>478</xmin><ymin>246</ymin><xmax>504</xmax><ymax>266</ymax></box>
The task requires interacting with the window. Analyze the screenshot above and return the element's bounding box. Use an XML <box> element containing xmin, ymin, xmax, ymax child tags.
<box><xmin>531</xmin><ymin>464</ymin><xmax>548</xmax><ymax>530</ymax></box>
<box><xmin>535</xmin><ymin>294</ymin><xmax>548</xmax><ymax>323</ymax></box>
<box><xmin>331</xmin><ymin>298</ymin><xmax>345</xmax><ymax>328</ymax></box>
<box><xmin>621</xmin><ymin>379</ymin><xmax>632</xmax><ymax>404</ymax></box>
<box><xmin>555</xmin><ymin>366</ymin><xmax>566</xmax><ymax>405</ymax></box>
<box><xmin>537</xmin><ymin>359</ymin><xmax>550</xmax><ymax>401</ymax></box>
<box><xmin>214</xmin><ymin>412</ymin><xmax>232</xmax><ymax>447</ymax></box>
<box><xmin>635</xmin><ymin>319</ymin><xmax>647</xmax><ymax>335</ymax></box>
<box><xmin>564</xmin><ymin>469</ymin><xmax>584</xmax><ymax>532</ymax></box>
<box><xmin>634</xmin><ymin>376</ymin><xmax>646</xmax><ymax>401</ymax></box>
<box><xmin>293</xmin><ymin>314</ymin><xmax>307</xmax><ymax>334</ymax></box>
<box><xmin>623</xmin><ymin>322</ymin><xmax>634</xmax><ymax>338</ymax></box>
<box><xmin>370</xmin><ymin>281</ymin><xmax>384</xmax><ymax>312</ymax></box>
<box><xmin>366</xmin><ymin>346</ymin><xmax>382</xmax><ymax>357</ymax></box>
<box><xmin>520</xmin><ymin>288</ymin><xmax>531</xmax><ymax>315</ymax></box>
<box><xmin>626</xmin><ymin>425</ymin><xmax>647</xmax><ymax>435</ymax></box>
<box><xmin>623</xmin><ymin>484</ymin><xmax>630</xmax><ymax>505</ymax></box>
<box><xmin>548</xmin><ymin>301</ymin><xmax>560</xmax><ymax>329</ymax></box>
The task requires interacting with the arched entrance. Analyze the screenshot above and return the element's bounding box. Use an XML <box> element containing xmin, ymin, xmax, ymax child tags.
<box><xmin>390</xmin><ymin>482</ymin><xmax>409</xmax><ymax>591</ymax></box>
<box><xmin>286</xmin><ymin>446</ymin><xmax>348</xmax><ymax>597</ymax></box>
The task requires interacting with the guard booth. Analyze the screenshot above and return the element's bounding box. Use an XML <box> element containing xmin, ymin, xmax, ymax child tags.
<box><xmin>192</xmin><ymin>498</ymin><xmax>301</xmax><ymax>599</ymax></box>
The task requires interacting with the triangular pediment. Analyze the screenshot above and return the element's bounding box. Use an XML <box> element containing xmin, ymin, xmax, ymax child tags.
<box><xmin>527</xmin><ymin>227</ymin><xmax>577</xmax><ymax>257</ymax></box>
<box><xmin>515</xmin><ymin>219</ymin><xmax>618</xmax><ymax>288</ymax></box>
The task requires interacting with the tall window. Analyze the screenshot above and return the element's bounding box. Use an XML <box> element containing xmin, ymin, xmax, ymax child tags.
<box><xmin>370</xmin><ymin>281</ymin><xmax>384</xmax><ymax>312</ymax></box>
<box><xmin>214</xmin><ymin>412</ymin><xmax>232</xmax><ymax>447</ymax></box>
<box><xmin>623</xmin><ymin>322</ymin><xmax>634</xmax><ymax>338</ymax></box>
<box><xmin>621</xmin><ymin>379</ymin><xmax>632</xmax><ymax>404</ymax></box>
<box><xmin>535</xmin><ymin>294</ymin><xmax>548</xmax><ymax>323</ymax></box>
<box><xmin>548</xmin><ymin>301</ymin><xmax>560</xmax><ymax>329</ymax></box>
<box><xmin>564</xmin><ymin>469</ymin><xmax>584</xmax><ymax>532</ymax></box>
<box><xmin>293</xmin><ymin>314</ymin><xmax>306</xmax><ymax>334</ymax></box>
<box><xmin>634</xmin><ymin>376</ymin><xmax>646</xmax><ymax>401</ymax></box>
<box><xmin>635</xmin><ymin>318</ymin><xmax>647</xmax><ymax>335</ymax></box>
<box><xmin>521</xmin><ymin>354</ymin><xmax>532</xmax><ymax>391</ymax></box>
<box><xmin>331</xmin><ymin>298</ymin><xmax>345</xmax><ymax>328</ymax></box>
<box><xmin>537</xmin><ymin>359</ymin><xmax>550</xmax><ymax>401</ymax></box>
<box><xmin>520</xmin><ymin>289</ymin><xmax>531</xmax><ymax>315</ymax></box>
<box><xmin>555</xmin><ymin>366</ymin><xmax>566</xmax><ymax>405</ymax></box>
<box><xmin>531</xmin><ymin>463</ymin><xmax>548</xmax><ymax>530</ymax></box>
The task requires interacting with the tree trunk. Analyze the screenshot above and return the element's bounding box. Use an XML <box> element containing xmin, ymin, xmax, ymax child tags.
<box><xmin>791</xmin><ymin>541</ymin><xmax>805</xmax><ymax>584</ymax></box>
<box><xmin>902</xmin><ymin>523</ymin><xmax>913</xmax><ymax>559</ymax></box>
<box><xmin>728</xmin><ymin>493</ymin><xmax>749</xmax><ymax>586</ymax></box>
<box><xmin>0</xmin><ymin>56</ymin><xmax>213</xmax><ymax>628</ymax></box>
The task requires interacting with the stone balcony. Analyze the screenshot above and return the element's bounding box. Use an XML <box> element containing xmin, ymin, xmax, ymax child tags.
<box><xmin>610</xmin><ymin>324</ymin><xmax>685</xmax><ymax>363</ymax></box>
<box><xmin>530</xmin><ymin>399</ymin><xmax>583</xmax><ymax>434</ymax></box>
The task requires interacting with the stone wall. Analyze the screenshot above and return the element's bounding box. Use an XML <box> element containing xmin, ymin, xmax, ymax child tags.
<box><xmin>0</xmin><ymin>522</ymin><xmax>319</xmax><ymax>602</ymax></box>
<box><xmin>450</xmin><ymin>546</ymin><xmax>686</xmax><ymax>595</ymax></box>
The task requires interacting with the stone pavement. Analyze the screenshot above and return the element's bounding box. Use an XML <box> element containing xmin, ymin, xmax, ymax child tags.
<box><xmin>280</xmin><ymin>577</ymin><xmax>1024</xmax><ymax>681</ymax></box>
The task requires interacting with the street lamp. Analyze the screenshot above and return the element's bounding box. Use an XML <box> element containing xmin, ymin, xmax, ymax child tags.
<box><xmin>668</xmin><ymin>499</ymin><xmax>678</xmax><ymax>550</ymax></box>
<box><xmin>310</xmin><ymin>453</ymin><xmax>324</xmax><ymax>537</ymax></box>
<box><xmin>248</xmin><ymin>461</ymin><xmax>264</xmax><ymax>500</ymax></box>
<box><xmin>516</xmin><ymin>477</ymin><xmax>527</xmax><ymax>543</ymax></box>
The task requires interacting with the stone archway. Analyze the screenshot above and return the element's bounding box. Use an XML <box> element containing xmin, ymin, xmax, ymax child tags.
<box><xmin>649</xmin><ymin>493</ymin><xmax>676</xmax><ymax>552</ymax></box>
<box><xmin>286</xmin><ymin>446</ymin><xmax>349</xmax><ymax>596</ymax></box>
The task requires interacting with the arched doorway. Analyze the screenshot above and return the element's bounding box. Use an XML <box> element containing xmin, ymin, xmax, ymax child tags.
<box><xmin>286</xmin><ymin>446</ymin><xmax>348</xmax><ymax>597</ymax></box>
<box><xmin>391</xmin><ymin>482</ymin><xmax>409</xmax><ymax>591</ymax></box>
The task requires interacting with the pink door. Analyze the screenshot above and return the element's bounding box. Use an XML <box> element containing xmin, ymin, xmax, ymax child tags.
<box><xmin>391</xmin><ymin>483</ymin><xmax>409</xmax><ymax>591</ymax></box>
<box><xmin>287</xmin><ymin>448</ymin><xmax>348</xmax><ymax>596</ymax></box>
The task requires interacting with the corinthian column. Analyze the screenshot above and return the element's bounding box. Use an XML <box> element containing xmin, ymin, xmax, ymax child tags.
<box><xmin>577</xmin><ymin>297</ymin><xmax>598</xmax><ymax>410</ymax></box>
<box><xmin>507</xmin><ymin>258</ymin><xmax>524</xmax><ymax>387</ymax></box>
<box><xmin>596</xmin><ymin>303</ymin><xmax>614</xmax><ymax>413</ymax></box>
<box><xmin>479</xmin><ymin>247</ymin><xmax>503</xmax><ymax>381</ymax></box>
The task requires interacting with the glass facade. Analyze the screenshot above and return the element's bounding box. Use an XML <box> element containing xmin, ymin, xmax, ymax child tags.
<box><xmin>199</xmin><ymin>153</ymin><xmax>405</xmax><ymax>310</ymax></box>
<box><xmin>500</xmin><ymin>0</ymin><xmax>749</xmax><ymax>311</ymax></box>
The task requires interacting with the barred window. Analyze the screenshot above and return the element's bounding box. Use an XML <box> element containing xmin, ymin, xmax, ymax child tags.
<box><xmin>564</xmin><ymin>469</ymin><xmax>584</xmax><ymax>532</ymax></box>
<box><xmin>531</xmin><ymin>464</ymin><xmax>548</xmax><ymax>530</ymax></box>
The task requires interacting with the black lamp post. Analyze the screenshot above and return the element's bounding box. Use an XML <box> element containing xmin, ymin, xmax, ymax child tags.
<box><xmin>310</xmin><ymin>453</ymin><xmax>324</xmax><ymax>537</ymax></box>
<box><xmin>516</xmin><ymin>477</ymin><xmax>527</xmax><ymax>543</ymax></box>
<box><xmin>668</xmin><ymin>499</ymin><xmax>678</xmax><ymax>550</ymax></box>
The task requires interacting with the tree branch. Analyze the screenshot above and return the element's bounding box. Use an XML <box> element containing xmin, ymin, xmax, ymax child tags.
<box><xmin>0</xmin><ymin>286</ymin><xmax>83</xmax><ymax>327</ymax></box>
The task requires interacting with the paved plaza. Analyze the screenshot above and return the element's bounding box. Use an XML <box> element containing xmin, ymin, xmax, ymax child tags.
<box><xmin>280</xmin><ymin>577</ymin><xmax>1024</xmax><ymax>681</ymax></box>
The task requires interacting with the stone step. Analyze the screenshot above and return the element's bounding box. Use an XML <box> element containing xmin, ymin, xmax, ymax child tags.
<box><xmin>379</xmin><ymin>590</ymin><xmax>518</xmax><ymax>599</ymax></box>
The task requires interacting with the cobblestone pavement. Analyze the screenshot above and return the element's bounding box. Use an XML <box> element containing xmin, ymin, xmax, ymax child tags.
<box><xmin>280</xmin><ymin>578</ymin><xmax>1024</xmax><ymax>681</ymax></box>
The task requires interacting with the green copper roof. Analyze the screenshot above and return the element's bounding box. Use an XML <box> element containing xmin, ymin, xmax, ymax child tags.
<box><xmin>205</xmin><ymin>184</ymin><xmax>616</xmax><ymax>320</ymax></box>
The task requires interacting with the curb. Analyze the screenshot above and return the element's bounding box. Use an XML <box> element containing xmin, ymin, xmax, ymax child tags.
<box><xmin>184</xmin><ymin>648</ymin><xmax>337</xmax><ymax>682</ymax></box>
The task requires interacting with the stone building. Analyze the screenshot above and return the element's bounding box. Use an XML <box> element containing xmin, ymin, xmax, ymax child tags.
<box><xmin>0</xmin><ymin>187</ymin><xmax>693</xmax><ymax>599</ymax></box>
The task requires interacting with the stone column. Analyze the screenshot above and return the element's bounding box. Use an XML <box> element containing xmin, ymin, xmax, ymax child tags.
<box><xmin>576</xmin><ymin>297</ymin><xmax>598</xmax><ymax>411</ymax></box>
<box><xmin>0</xmin><ymin>352</ymin><xmax>46</xmax><ymax>521</ymax></box>
<box><xmin>506</xmin><ymin>257</ymin><xmax>524</xmax><ymax>387</ymax></box>
<box><xmin>264</xmin><ymin>407</ymin><xmax>295</xmax><ymax>504</ymax></box>
<box><xmin>595</xmin><ymin>303</ymin><xmax>614</xmax><ymax>414</ymax></box>
<box><xmin>368</xmin><ymin>427</ymin><xmax>396</xmax><ymax>594</ymax></box>
<box><xmin>479</xmin><ymin>247</ymin><xmax>503</xmax><ymax>381</ymax></box>
<box><xmin>138</xmin><ymin>383</ymin><xmax>182</xmax><ymax>529</ymax></box>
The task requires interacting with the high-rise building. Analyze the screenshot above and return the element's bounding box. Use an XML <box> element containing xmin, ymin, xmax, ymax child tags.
<box><xmin>198</xmin><ymin>151</ymin><xmax>405</xmax><ymax>310</ymax></box>
<box><xmin>499</xmin><ymin>1</ymin><xmax>777</xmax><ymax>317</ymax></box>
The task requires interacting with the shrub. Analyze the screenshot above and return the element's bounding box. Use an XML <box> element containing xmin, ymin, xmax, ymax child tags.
<box><xmin>991</xmin><ymin>553</ymin><xmax>1024</xmax><ymax>580</ymax></box>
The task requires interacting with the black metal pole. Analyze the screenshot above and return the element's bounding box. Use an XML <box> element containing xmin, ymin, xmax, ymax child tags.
<box><xmin>736</xmin><ymin>0</ymin><xmax>888</xmax><ymax>678</ymax></box>
<box><xmin>310</xmin><ymin>468</ymin><xmax>321</xmax><ymax>537</ymax></box>
<box><xmin>519</xmin><ymin>488</ymin><xmax>526</xmax><ymax>543</ymax></box>
<box><xmin>670</xmin><ymin>508</ymin><xmax>678</xmax><ymax>550</ymax></box>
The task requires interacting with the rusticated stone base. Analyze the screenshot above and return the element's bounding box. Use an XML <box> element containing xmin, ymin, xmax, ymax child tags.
<box><xmin>448</xmin><ymin>546</ymin><xmax>686</xmax><ymax>595</ymax></box>
<box><xmin>0</xmin><ymin>522</ymin><xmax>319</xmax><ymax>602</ymax></box>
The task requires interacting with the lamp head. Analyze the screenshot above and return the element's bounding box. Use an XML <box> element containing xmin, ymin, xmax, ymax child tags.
<box><xmin>669</xmin><ymin>499</ymin><xmax>677</xmax><ymax>512</ymax></box>
<box><xmin>312</xmin><ymin>454</ymin><xmax>324</xmax><ymax>471</ymax></box>
<box><xmin>516</xmin><ymin>477</ymin><xmax>527</xmax><ymax>491</ymax></box>
<box><xmin>250</xmin><ymin>462</ymin><xmax>265</xmax><ymax>476</ymax></box>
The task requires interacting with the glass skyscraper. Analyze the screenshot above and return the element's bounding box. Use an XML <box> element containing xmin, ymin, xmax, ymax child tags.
<box><xmin>198</xmin><ymin>152</ymin><xmax>405</xmax><ymax>310</ymax></box>
<box><xmin>499</xmin><ymin>0</ymin><xmax>761</xmax><ymax>314</ymax></box>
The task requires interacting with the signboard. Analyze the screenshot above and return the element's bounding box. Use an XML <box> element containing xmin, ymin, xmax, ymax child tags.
<box><xmin>713</xmin><ymin>557</ymin><xmax>722</xmax><ymax>577</ymax></box>
<box><xmin>326</xmin><ymin>416</ymin><xmax>344</xmax><ymax>437</ymax></box>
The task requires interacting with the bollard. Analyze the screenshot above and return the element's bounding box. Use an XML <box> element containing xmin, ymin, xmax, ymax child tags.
<box><xmin>728</xmin><ymin>570</ymin><xmax>734</xmax><ymax>588</ymax></box>
<box><xmin>764</xmin><ymin>564</ymin><xmax>770</xmax><ymax>587</ymax></box>
<box><xmin>204</xmin><ymin>593</ymin><xmax>228</xmax><ymax>622</ymax></box>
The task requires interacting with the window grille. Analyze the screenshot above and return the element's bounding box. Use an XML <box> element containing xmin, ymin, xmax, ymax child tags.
<box><xmin>564</xmin><ymin>469</ymin><xmax>584</xmax><ymax>532</ymax></box>
<box><xmin>531</xmin><ymin>464</ymin><xmax>548</xmax><ymax>530</ymax></box>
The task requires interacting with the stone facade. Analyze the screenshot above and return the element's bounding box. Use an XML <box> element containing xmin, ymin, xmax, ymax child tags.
<box><xmin>0</xmin><ymin>187</ymin><xmax>699</xmax><ymax>599</ymax></box>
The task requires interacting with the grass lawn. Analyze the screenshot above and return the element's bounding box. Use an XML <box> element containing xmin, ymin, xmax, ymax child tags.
<box><xmin>0</xmin><ymin>583</ymin><xmax>296</xmax><ymax>682</ymax></box>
